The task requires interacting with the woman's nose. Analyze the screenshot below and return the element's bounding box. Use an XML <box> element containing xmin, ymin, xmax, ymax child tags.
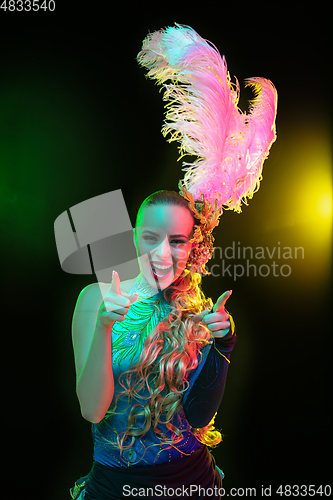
<box><xmin>154</xmin><ymin>235</ymin><xmax>171</xmax><ymax>260</ymax></box>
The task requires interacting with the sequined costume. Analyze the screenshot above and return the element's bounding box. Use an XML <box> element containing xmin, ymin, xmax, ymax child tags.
<box><xmin>70</xmin><ymin>275</ymin><xmax>236</xmax><ymax>499</ymax></box>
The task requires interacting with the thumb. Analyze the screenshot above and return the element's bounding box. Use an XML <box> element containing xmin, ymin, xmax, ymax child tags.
<box><xmin>192</xmin><ymin>309</ymin><xmax>211</xmax><ymax>324</ymax></box>
<box><xmin>109</xmin><ymin>270</ymin><xmax>121</xmax><ymax>295</ymax></box>
<box><xmin>214</xmin><ymin>290</ymin><xmax>233</xmax><ymax>313</ymax></box>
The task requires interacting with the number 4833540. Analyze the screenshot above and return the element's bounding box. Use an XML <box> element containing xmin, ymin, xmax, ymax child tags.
<box><xmin>276</xmin><ymin>485</ymin><xmax>332</xmax><ymax>497</ymax></box>
<box><xmin>0</xmin><ymin>0</ymin><xmax>55</xmax><ymax>11</ymax></box>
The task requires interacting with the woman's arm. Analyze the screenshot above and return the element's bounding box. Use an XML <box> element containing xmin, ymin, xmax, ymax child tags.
<box><xmin>72</xmin><ymin>283</ymin><xmax>115</xmax><ymax>423</ymax></box>
<box><xmin>72</xmin><ymin>272</ymin><xmax>138</xmax><ymax>423</ymax></box>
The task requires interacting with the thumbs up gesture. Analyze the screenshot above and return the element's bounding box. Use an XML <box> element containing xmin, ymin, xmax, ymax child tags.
<box><xmin>192</xmin><ymin>290</ymin><xmax>233</xmax><ymax>339</ymax></box>
<box><xmin>97</xmin><ymin>271</ymin><xmax>139</xmax><ymax>327</ymax></box>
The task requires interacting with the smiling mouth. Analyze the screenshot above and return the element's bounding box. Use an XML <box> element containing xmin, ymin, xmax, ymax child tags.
<box><xmin>150</xmin><ymin>262</ymin><xmax>174</xmax><ymax>280</ymax></box>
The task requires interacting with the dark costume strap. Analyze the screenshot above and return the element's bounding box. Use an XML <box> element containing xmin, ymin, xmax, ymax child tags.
<box><xmin>82</xmin><ymin>445</ymin><xmax>222</xmax><ymax>499</ymax></box>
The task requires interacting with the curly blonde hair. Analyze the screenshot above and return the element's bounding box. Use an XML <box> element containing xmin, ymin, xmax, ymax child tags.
<box><xmin>103</xmin><ymin>191</ymin><xmax>223</xmax><ymax>455</ymax></box>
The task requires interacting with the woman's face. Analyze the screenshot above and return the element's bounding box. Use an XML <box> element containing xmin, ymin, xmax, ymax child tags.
<box><xmin>134</xmin><ymin>204</ymin><xmax>194</xmax><ymax>290</ymax></box>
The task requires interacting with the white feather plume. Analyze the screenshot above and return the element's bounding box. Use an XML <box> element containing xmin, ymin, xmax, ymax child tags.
<box><xmin>137</xmin><ymin>24</ymin><xmax>278</xmax><ymax>212</ymax></box>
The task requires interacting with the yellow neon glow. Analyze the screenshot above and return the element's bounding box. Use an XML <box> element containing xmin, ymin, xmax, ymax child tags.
<box><xmin>262</xmin><ymin>120</ymin><xmax>332</xmax><ymax>290</ymax></box>
<box><xmin>316</xmin><ymin>192</ymin><xmax>332</xmax><ymax>220</ymax></box>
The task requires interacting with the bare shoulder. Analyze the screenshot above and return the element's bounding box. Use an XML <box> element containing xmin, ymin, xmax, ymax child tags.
<box><xmin>71</xmin><ymin>277</ymin><xmax>137</xmax><ymax>379</ymax></box>
<box><xmin>73</xmin><ymin>278</ymin><xmax>137</xmax><ymax>318</ymax></box>
<box><xmin>72</xmin><ymin>278</ymin><xmax>134</xmax><ymax>379</ymax></box>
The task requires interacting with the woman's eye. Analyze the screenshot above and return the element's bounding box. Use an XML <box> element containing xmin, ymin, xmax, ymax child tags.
<box><xmin>143</xmin><ymin>236</ymin><xmax>157</xmax><ymax>242</ymax></box>
<box><xmin>171</xmin><ymin>240</ymin><xmax>187</xmax><ymax>245</ymax></box>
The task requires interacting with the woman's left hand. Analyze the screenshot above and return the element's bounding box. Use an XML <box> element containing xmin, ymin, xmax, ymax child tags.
<box><xmin>192</xmin><ymin>290</ymin><xmax>233</xmax><ymax>339</ymax></box>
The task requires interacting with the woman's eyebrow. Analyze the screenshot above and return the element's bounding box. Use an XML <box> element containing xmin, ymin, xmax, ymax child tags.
<box><xmin>142</xmin><ymin>230</ymin><xmax>159</xmax><ymax>236</ymax></box>
<box><xmin>170</xmin><ymin>234</ymin><xmax>188</xmax><ymax>239</ymax></box>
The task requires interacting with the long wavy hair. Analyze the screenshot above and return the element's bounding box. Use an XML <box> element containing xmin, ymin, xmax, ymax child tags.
<box><xmin>103</xmin><ymin>191</ymin><xmax>222</xmax><ymax>454</ymax></box>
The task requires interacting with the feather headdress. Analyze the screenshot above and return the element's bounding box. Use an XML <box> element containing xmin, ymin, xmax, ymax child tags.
<box><xmin>137</xmin><ymin>23</ymin><xmax>278</xmax><ymax>214</ymax></box>
<box><xmin>137</xmin><ymin>24</ymin><xmax>277</xmax><ymax>274</ymax></box>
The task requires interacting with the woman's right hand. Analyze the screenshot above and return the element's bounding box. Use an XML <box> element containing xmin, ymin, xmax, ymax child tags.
<box><xmin>97</xmin><ymin>271</ymin><xmax>139</xmax><ymax>327</ymax></box>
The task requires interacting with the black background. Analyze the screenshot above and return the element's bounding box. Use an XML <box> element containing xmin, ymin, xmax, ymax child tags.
<box><xmin>1</xmin><ymin>2</ymin><xmax>331</xmax><ymax>499</ymax></box>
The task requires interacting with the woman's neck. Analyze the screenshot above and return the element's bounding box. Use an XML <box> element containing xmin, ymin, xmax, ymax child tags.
<box><xmin>135</xmin><ymin>273</ymin><xmax>164</xmax><ymax>299</ymax></box>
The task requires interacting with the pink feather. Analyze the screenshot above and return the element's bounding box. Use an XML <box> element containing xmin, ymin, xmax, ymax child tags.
<box><xmin>137</xmin><ymin>24</ymin><xmax>278</xmax><ymax>213</ymax></box>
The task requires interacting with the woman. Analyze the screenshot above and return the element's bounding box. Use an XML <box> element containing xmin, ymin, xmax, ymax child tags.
<box><xmin>70</xmin><ymin>23</ymin><xmax>277</xmax><ymax>499</ymax></box>
<box><xmin>70</xmin><ymin>190</ymin><xmax>237</xmax><ymax>500</ymax></box>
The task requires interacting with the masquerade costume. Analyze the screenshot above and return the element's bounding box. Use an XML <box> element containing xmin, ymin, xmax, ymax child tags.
<box><xmin>70</xmin><ymin>24</ymin><xmax>277</xmax><ymax>500</ymax></box>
